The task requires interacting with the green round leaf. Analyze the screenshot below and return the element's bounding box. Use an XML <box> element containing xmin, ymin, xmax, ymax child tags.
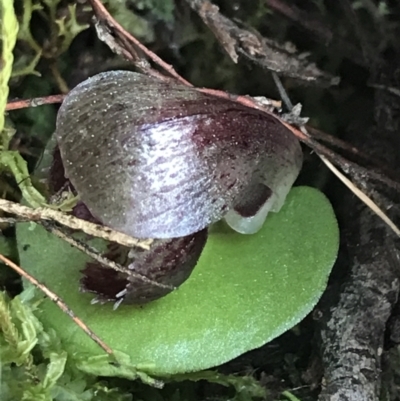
<box><xmin>16</xmin><ymin>186</ymin><xmax>338</xmax><ymax>375</ymax></box>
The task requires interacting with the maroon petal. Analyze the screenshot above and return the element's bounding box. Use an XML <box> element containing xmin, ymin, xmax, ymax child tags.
<box><xmin>80</xmin><ymin>229</ymin><xmax>207</xmax><ymax>304</ymax></box>
<box><xmin>55</xmin><ymin>70</ymin><xmax>302</xmax><ymax>238</ymax></box>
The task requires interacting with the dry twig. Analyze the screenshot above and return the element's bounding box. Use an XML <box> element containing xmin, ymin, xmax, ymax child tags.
<box><xmin>187</xmin><ymin>0</ymin><xmax>338</xmax><ymax>85</ymax></box>
<box><xmin>5</xmin><ymin>94</ymin><xmax>66</xmax><ymax>111</ymax></box>
<box><xmin>0</xmin><ymin>199</ymin><xmax>152</xmax><ymax>250</ymax></box>
<box><xmin>320</xmin><ymin>156</ymin><xmax>400</xmax><ymax>236</ymax></box>
<box><xmin>0</xmin><ymin>252</ymin><xmax>115</xmax><ymax>355</ymax></box>
<box><xmin>41</xmin><ymin>222</ymin><xmax>174</xmax><ymax>291</ymax></box>
<box><xmin>87</xmin><ymin>0</ymin><xmax>192</xmax><ymax>86</ymax></box>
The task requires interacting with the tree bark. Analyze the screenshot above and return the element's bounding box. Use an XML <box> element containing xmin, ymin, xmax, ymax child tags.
<box><xmin>317</xmin><ymin>16</ymin><xmax>400</xmax><ymax>400</ymax></box>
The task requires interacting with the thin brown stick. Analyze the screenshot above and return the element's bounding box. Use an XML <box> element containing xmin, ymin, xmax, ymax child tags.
<box><xmin>0</xmin><ymin>199</ymin><xmax>152</xmax><ymax>250</ymax></box>
<box><xmin>306</xmin><ymin>125</ymin><xmax>400</xmax><ymax>187</ymax></box>
<box><xmin>320</xmin><ymin>156</ymin><xmax>400</xmax><ymax>236</ymax></box>
<box><xmin>5</xmin><ymin>94</ymin><xmax>66</xmax><ymax>111</ymax></box>
<box><xmin>41</xmin><ymin>222</ymin><xmax>174</xmax><ymax>291</ymax></box>
<box><xmin>196</xmin><ymin>87</ymin><xmax>280</xmax><ymax>110</ymax></box>
<box><xmin>0</xmin><ymin>252</ymin><xmax>114</xmax><ymax>355</ymax></box>
<box><xmin>306</xmin><ymin>126</ymin><xmax>361</xmax><ymax>155</ymax></box>
<box><xmin>87</xmin><ymin>0</ymin><xmax>192</xmax><ymax>86</ymax></box>
<box><xmin>93</xmin><ymin>20</ymin><xmax>146</xmax><ymax>66</ymax></box>
<box><xmin>274</xmin><ymin>121</ymin><xmax>400</xmax><ymax>194</ymax></box>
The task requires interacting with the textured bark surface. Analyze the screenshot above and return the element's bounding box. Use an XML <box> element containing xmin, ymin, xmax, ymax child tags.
<box><xmin>317</xmin><ymin>37</ymin><xmax>400</xmax><ymax>401</ymax></box>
